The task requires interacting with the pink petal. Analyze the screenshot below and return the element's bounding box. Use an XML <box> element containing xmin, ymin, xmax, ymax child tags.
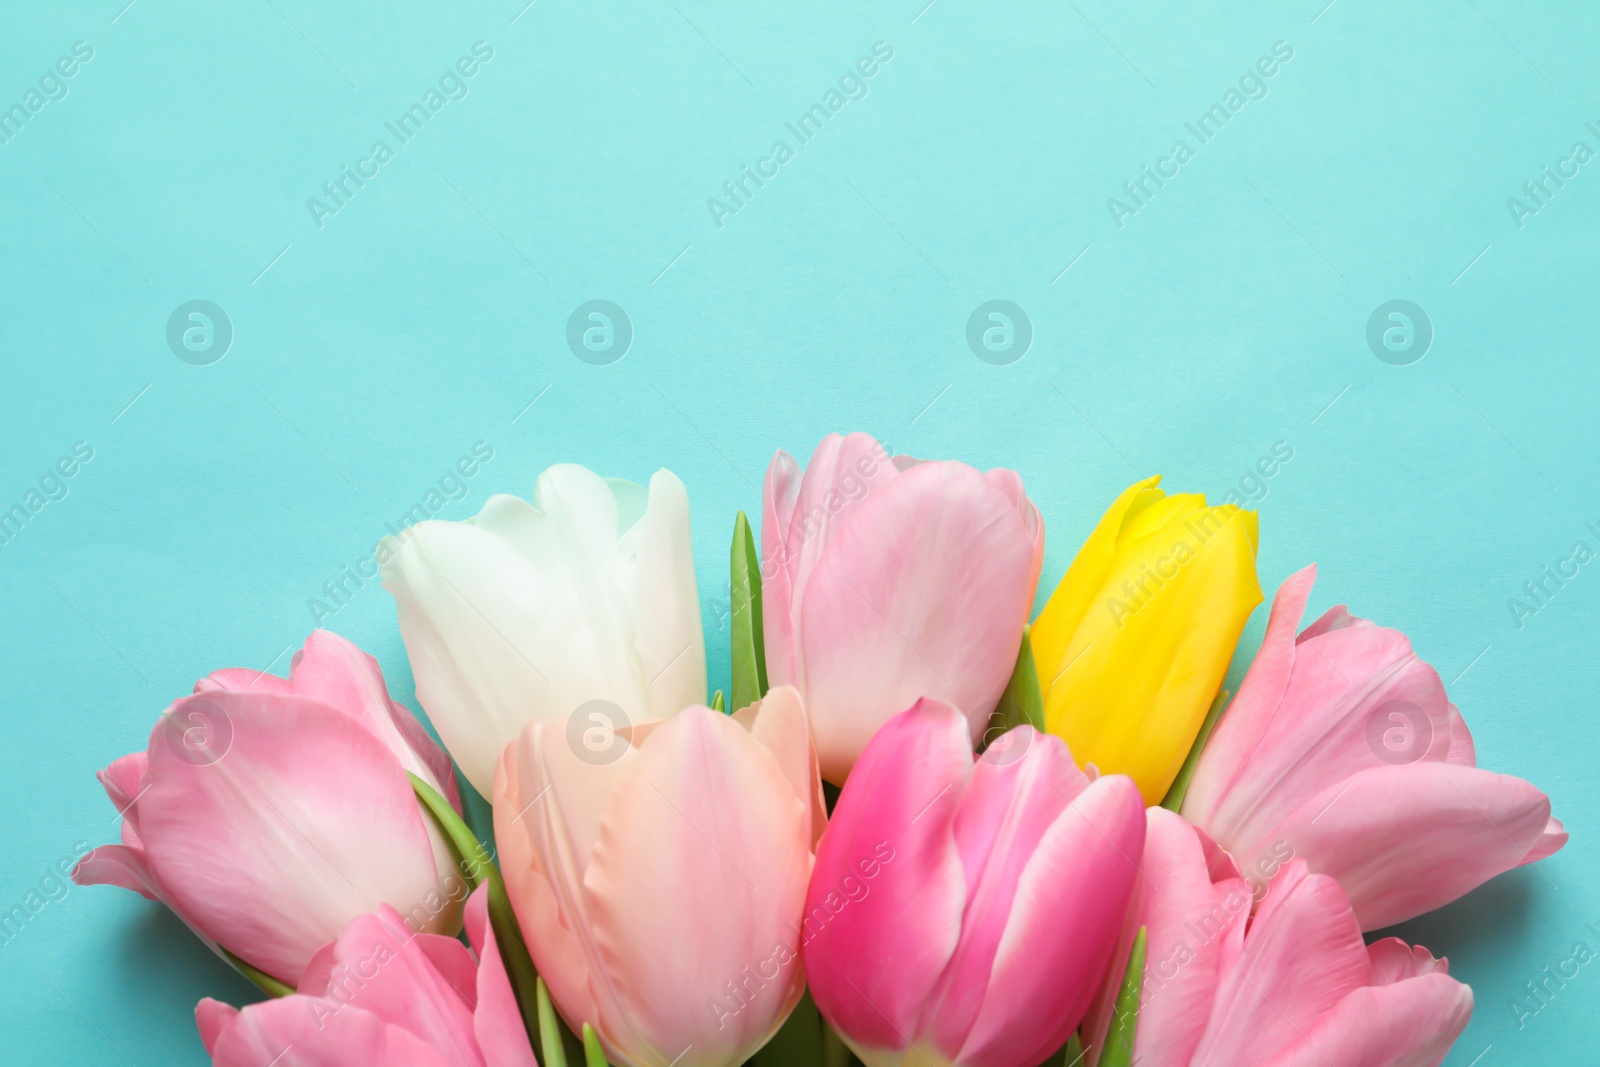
<box><xmin>1182</xmin><ymin>565</ymin><xmax>1317</xmax><ymax>827</ymax></box>
<box><xmin>761</xmin><ymin>448</ymin><xmax>805</xmax><ymax>689</ymax></box>
<box><xmin>583</xmin><ymin>707</ymin><xmax>811</xmax><ymax>1067</ymax></box>
<box><xmin>493</xmin><ymin>715</ymin><xmax>637</xmax><ymax>1051</ymax></box>
<box><xmin>804</xmin><ymin>700</ymin><xmax>971</xmax><ymax>1058</ymax></box>
<box><xmin>732</xmin><ymin>685</ymin><xmax>829</xmax><ymax>849</ymax></box>
<box><xmin>288</xmin><ymin>630</ymin><xmax>462</xmax><ymax>808</ymax></box>
<box><xmin>299</xmin><ymin>906</ymin><xmax>483</xmax><ymax>1065</ymax></box>
<box><xmin>1084</xmin><ymin>808</ymin><xmax>1249</xmax><ymax>1067</ymax></box>
<box><xmin>138</xmin><ymin>690</ymin><xmax>454</xmax><ymax>983</ymax></box>
<box><xmin>955</xmin><ymin>774</ymin><xmax>1146</xmax><ymax>1067</ymax></box>
<box><xmin>1190</xmin><ymin>863</ymin><xmax>1370</xmax><ymax>1067</ymax></box>
<box><xmin>1367</xmin><ymin>938</ymin><xmax>1450</xmax><ymax>985</ymax></box>
<box><xmin>196</xmin><ymin>998</ymin><xmax>238</xmax><ymax>1056</ymax></box>
<box><xmin>1258</xmin><ymin>762</ymin><xmax>1559</xmax><ymax>930</ymax></box>
<box><xmin>921</xmin><ymin>730</ymin><xmax>1087</xmax><ymax>1057</ymax></box>
<box><xmin>795</xmin><ymin>459</ymin><xmax>1037</xmax><ymax>782</ymax></box>
<box><xmin>1259</xmin><ymin>974</ymin><xmax>1472</xmax><ymax>1067</ymax></box>
<box><xmin>207</xmin><ymin>996</ymin><xmax>455</xmax><ymax>1067</ymax></box>
<box><xmin>464</xmin><ymin>886</ymin><xmax>540</xmax><ymax>1067</ymax></box>
<box><xmin>72</xmin><ymin>844</ymin><xmax>161</xmax><ymax>901</ymax></box>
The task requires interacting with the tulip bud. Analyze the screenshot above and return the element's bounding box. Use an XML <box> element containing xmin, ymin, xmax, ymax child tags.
<box><xmin>803</xmin><ymin>699</ymin><xmax>1145</xmax><ymax>1067</ymax></box>
<box><xmin>1081</xmin><ymin>810</ymin><xmax>1473</xmax><ymax>1066</ymax></box>
<box><xmin>73</xmin><ymin>631</ymin><xmax>467</xmax><ymax>986</ymax></box>
<box><xmin>494</xmin><ymin>687</ymin><xmax>826</xmax><ymax>1067</ymax></box>
<box><xmin>762</xmin><ymin>433</ymin><xmax>1043</xmax><ymax>784</ymax></box>
<box><xmin>1031</xmin><ymin>476</ymin><xmax>1261</xmax><ymax>804</ymax></box>
<box><xmin>1181</xmin><ymin>564</ymin><xmax>1566</xmax><ymax>930</ymax></box>
<box><xmin>380</xmin><ymin>464</ymin><xmax>707</xmax><ymax>796</ymax></box>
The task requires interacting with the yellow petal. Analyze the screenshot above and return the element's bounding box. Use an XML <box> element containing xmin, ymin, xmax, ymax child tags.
<box><xmin>1038</xmin><ymin>481</ymin><xmax>1262</xmax><ymax>804</ymax></box>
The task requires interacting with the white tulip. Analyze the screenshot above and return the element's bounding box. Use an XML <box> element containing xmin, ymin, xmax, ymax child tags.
<box><xmin>380</xmin><ymin>464</ymin><xmax>706</xmax><ymax>795</ymax></box>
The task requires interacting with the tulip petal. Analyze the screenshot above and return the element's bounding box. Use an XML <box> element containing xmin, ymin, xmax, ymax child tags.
<box><xmin>1367</xmin><ymin>938</ymin><xmax>1450</xmax><ymax>985</ymax></box>
<box><xmin>196</xmin><ymin>998</ymin><xmax>238</xmax><ymax>1056</ymax></box>
<box><xmin>733</xmin><ymin>685</ymin><xmax>828</xmax><ymax>848</ymax></box>
<box><xmin>920</xmin><ymin>731</ymin><xmax>1087</xmax><ymax>1055</ymax></box>
<box><xmin>954</xmin><ymin>774</ymin><xmax>1146</xmax><ymax>1067</ymax></box>
<box><xmin>1040</xmin><ymin>481</ymin><xmax>1262</xmax><ymax>804</ymax></box>
<box><xmin>795</xmin><ymin>460</ymin><xmax>1037</xmax><ymax>782</ymax></box>
<box><xmin>284</xmin><ymin>630</ymin><xmax>461</xmax><ymax>808</ymax></box>
<box><xmin>465</xmin><ymin>886</ymin><xmax>541</xmax><ymax>1067</ymax></box>
<box><xmin>1258</xmin><ymin>974</ymin><xmax>1472</xmax><ymax>1067</ymax></box>
<box><xmin>584</xmin><ymin>707</ymin><xmax>811</xmax><ymax>1067</ymax></box>
<box><xmin>1258</xmin><ymin>762</ymin><xmax>1558</xmax><ymax>930</ymax></box>
<box><xmin>493</xmin><ymin>718</ymin><xmax>637</xmax><ymax>1054</ymax></box>
<box><xmin>138</xmin><ymin>690</ymin><xmax>453</xmax><ymax>983</ymax></box>
<box><xmin>1190</xmin><ymin>863</ymin><xmax>1369</xmax><ymax>1067</ymax></box>
<box><xmin>295</xmin><ymin>906</ymin><xmax>483</xmax><ymax>1064</ymax></box>
<box><xmin>1084</xmin><ymin>808</ymin><xmax>1249</xmax><ymax>1067</ymax></box>
<box><xmin>1029</xmin><ymin>477</ymin><xmax>1160</xmax><ymax>684</ymax></box>
<box><xmin>629</xmin><ymin>470</ymin><xmax>708</xmax><ymax>722</ymax></box>
<box><xmin>761</xmin><ymin>449</ymin><xmax>804</xmax><ymax>688</ymax></box>
<box><xmin>206</xmin><ymin>995</ymin><xmax>456</xmax><ymax>1067</ymax></box>
<box><xmin>1181</xmin><ymin>564</ymin><xmax>1317</xmax><ymax>826</ymax></box>
<box><xmin>805</xmin><ymin>700</ymin><xmax>970</xmax><ymax>1058</ymax></box>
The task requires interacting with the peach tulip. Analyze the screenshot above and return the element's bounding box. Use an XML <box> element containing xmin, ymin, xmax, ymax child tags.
<box><xmin>494</xmin><ymin>687</ymin><xmax>825</xmax><ymax>1067</ymax></box>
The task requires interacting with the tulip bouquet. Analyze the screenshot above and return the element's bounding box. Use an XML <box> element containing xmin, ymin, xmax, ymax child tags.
<box><xmin>74</xmin><ymin>433</ymin><xmax>1565</xmax><ymax>1067</ymax></box>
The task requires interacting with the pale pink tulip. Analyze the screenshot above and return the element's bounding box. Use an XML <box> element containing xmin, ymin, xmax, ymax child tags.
<box><xmin>762</xmin><ymin>433</ymin><xmax>1043</xmax><ymax>783</ymax></box>
<box><xmin>195</xmin><ymin>886</ymin><xmax>535</xmax><ymax>1067</ymax></box>
<box><xmin>494</xmin><ymin>686</ymin><xmax>826</xmax><ymax>1067</ymax></box>
<box><xmin>1084</xmin><ymin>810</ymin><xmax>1472</xmax><ymax>1067</ymax></box>
<box><xmin>1181</xmin><ymin>565</ymin><xmax>1565</xmax><ymax>930</ymax></box>
<box><xmin>74</xmin><ymin>631</ymin><xmax>467</xmax><ymax>985</ymax></box>
<box><xmin>803</xmin><ymin>699</ymin><xmax>1145</xmax><ymax>1067</ymax></box>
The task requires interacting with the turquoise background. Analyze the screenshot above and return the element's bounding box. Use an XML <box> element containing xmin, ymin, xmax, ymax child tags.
<box><xmin>2</xmin><ymin>0</ymin><xmax>1595</xmax><ymax>1061</ymax></box>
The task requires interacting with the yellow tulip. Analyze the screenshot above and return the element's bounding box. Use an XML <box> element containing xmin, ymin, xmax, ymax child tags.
<box><xmin>1031</xmin><ymin>476</ymin><xmax>1262</xmax><ymax>804</ymax></box>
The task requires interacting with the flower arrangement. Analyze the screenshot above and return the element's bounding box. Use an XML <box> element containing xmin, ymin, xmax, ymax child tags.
<box><xmin>74</xmin><ymin>431</ymin><xmax>1565</xmax><ymax>1067</ymax></box>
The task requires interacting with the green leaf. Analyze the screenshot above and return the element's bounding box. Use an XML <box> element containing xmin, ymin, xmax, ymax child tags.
<box><xmin>749</xmin><ymin>989</ymin><xmax>824</xmax><ymax>1067</ymax></box>
<box><xmin>538</xmin><ymin>978</ymin><xmax>568</xmax><ymax>1067</ymax></box>
<box><xmin>1061</xmin><ymin>1032</ymin><xmax>1085</xmax><ymax>1067</ymax></box>
<box><xmin>1099</xmin><ymin>927</ymin><xmax>1147</xmax><ymax>1067</ymax></box>
<box><xmin>410</xmin><ymin>773</ymin><xmax>544</xmax><ymax>1054</ymax></box>
<box><xmin>730</xmin><ymin>509</ymin><xmax>768</xmax><ymax>712</ymax></box>
<box><xmin>710</xmin><ymin>689</ymin><xmax>726</xmax><ymax>713</ymax></box>
<box><xmin>991</xmin><ymin>624</ymin><xmax>1045</xmax><ymax>737</ymax></box>
<box><xmin>219</xmin><ymin>946</ymin><xmax>293</xmax><ymax>998</ymax></box>
<box><xmin>1160</xmin><ymin>688</ymin><xmax>1229</xmax><ymax>812</ymax></box>
<box><xmin>582</xmin><ymin>1023</ymin><xmax>608</xmax><ymax>1067</ymax></box>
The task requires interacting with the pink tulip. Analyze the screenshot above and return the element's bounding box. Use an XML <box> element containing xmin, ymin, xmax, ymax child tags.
<box><xmin>1082</xmin><ymin>809</ymin><xmax>1472</xmax><ymax>1066</ymax></box>
<box><xmin>73</xmin><ymin>631</ymin><xmax>468</xmax><ymax>985</ymax></box>
<box><xmin>195</xmin><ymin>885</ymin><xmax>535</xmax><ymax>1067</ymax></box>
<box><xmin>1181</xmin><ymin>565</ymin><xmax>1565</xmax><ymax>930</ymax></box>
<box><xmin>493</xmin><ymin>686</ymin><xmax>826</xmax><ymax>1067</ymax></box>
<box><xmin>762</xmin><ymin>433</ymin><xmax>1043</xmax><ymax>783</ymax></box>
<box><xmin>803</xmin><ymin>699</ymin><xmax>1145</xmax><ymax>1067</ymax></box>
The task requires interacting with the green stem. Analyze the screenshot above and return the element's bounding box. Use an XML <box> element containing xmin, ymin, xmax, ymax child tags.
<box><xmin>538</xmin><ymin>977</ymin><xmax>568</xmax><ymax>1067</ymax></box>
<box><xmin>220</xmin><ymin>946</ymin><xmax>294</xmax><ymax>998</ymax></box>
<box><xmin>1160</xmin><ymin>688</ymin><xmax>1229</xmax><ymax>813</ymax></box>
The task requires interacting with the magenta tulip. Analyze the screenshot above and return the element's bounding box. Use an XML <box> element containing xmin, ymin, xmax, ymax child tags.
<box><xmin>761</xmin><ymin>433</ymin><xmax>1044</xmax><ymax>783</ymax></box>
<box><xmin>1082</xmin><ymin>809</ymin><xmax>1472</xmax><ymax>1066</ymax></box>
<box><xmin>1181</xmin><ymin>565</ymin><xmax>1565</xmax><ymax>930</ymax></box>
<box><xmin>195</xmin><ymin>886</ymin><xmax>535</xmax><ymax>1067</ymax></box>
<box><xmin>74</xmin><ymin>631</ymin><xmax>468</xmax><ymax>985</ymax></box>
<box><xmin>494</xmin><ymin>686</ymin><xmax>826</xmax><ymax>1067</ymax></box>
<box><xmin>803</xmin><ymin>699</ymin><xmax>1145</xmax><ymax>1067</ymax></box>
